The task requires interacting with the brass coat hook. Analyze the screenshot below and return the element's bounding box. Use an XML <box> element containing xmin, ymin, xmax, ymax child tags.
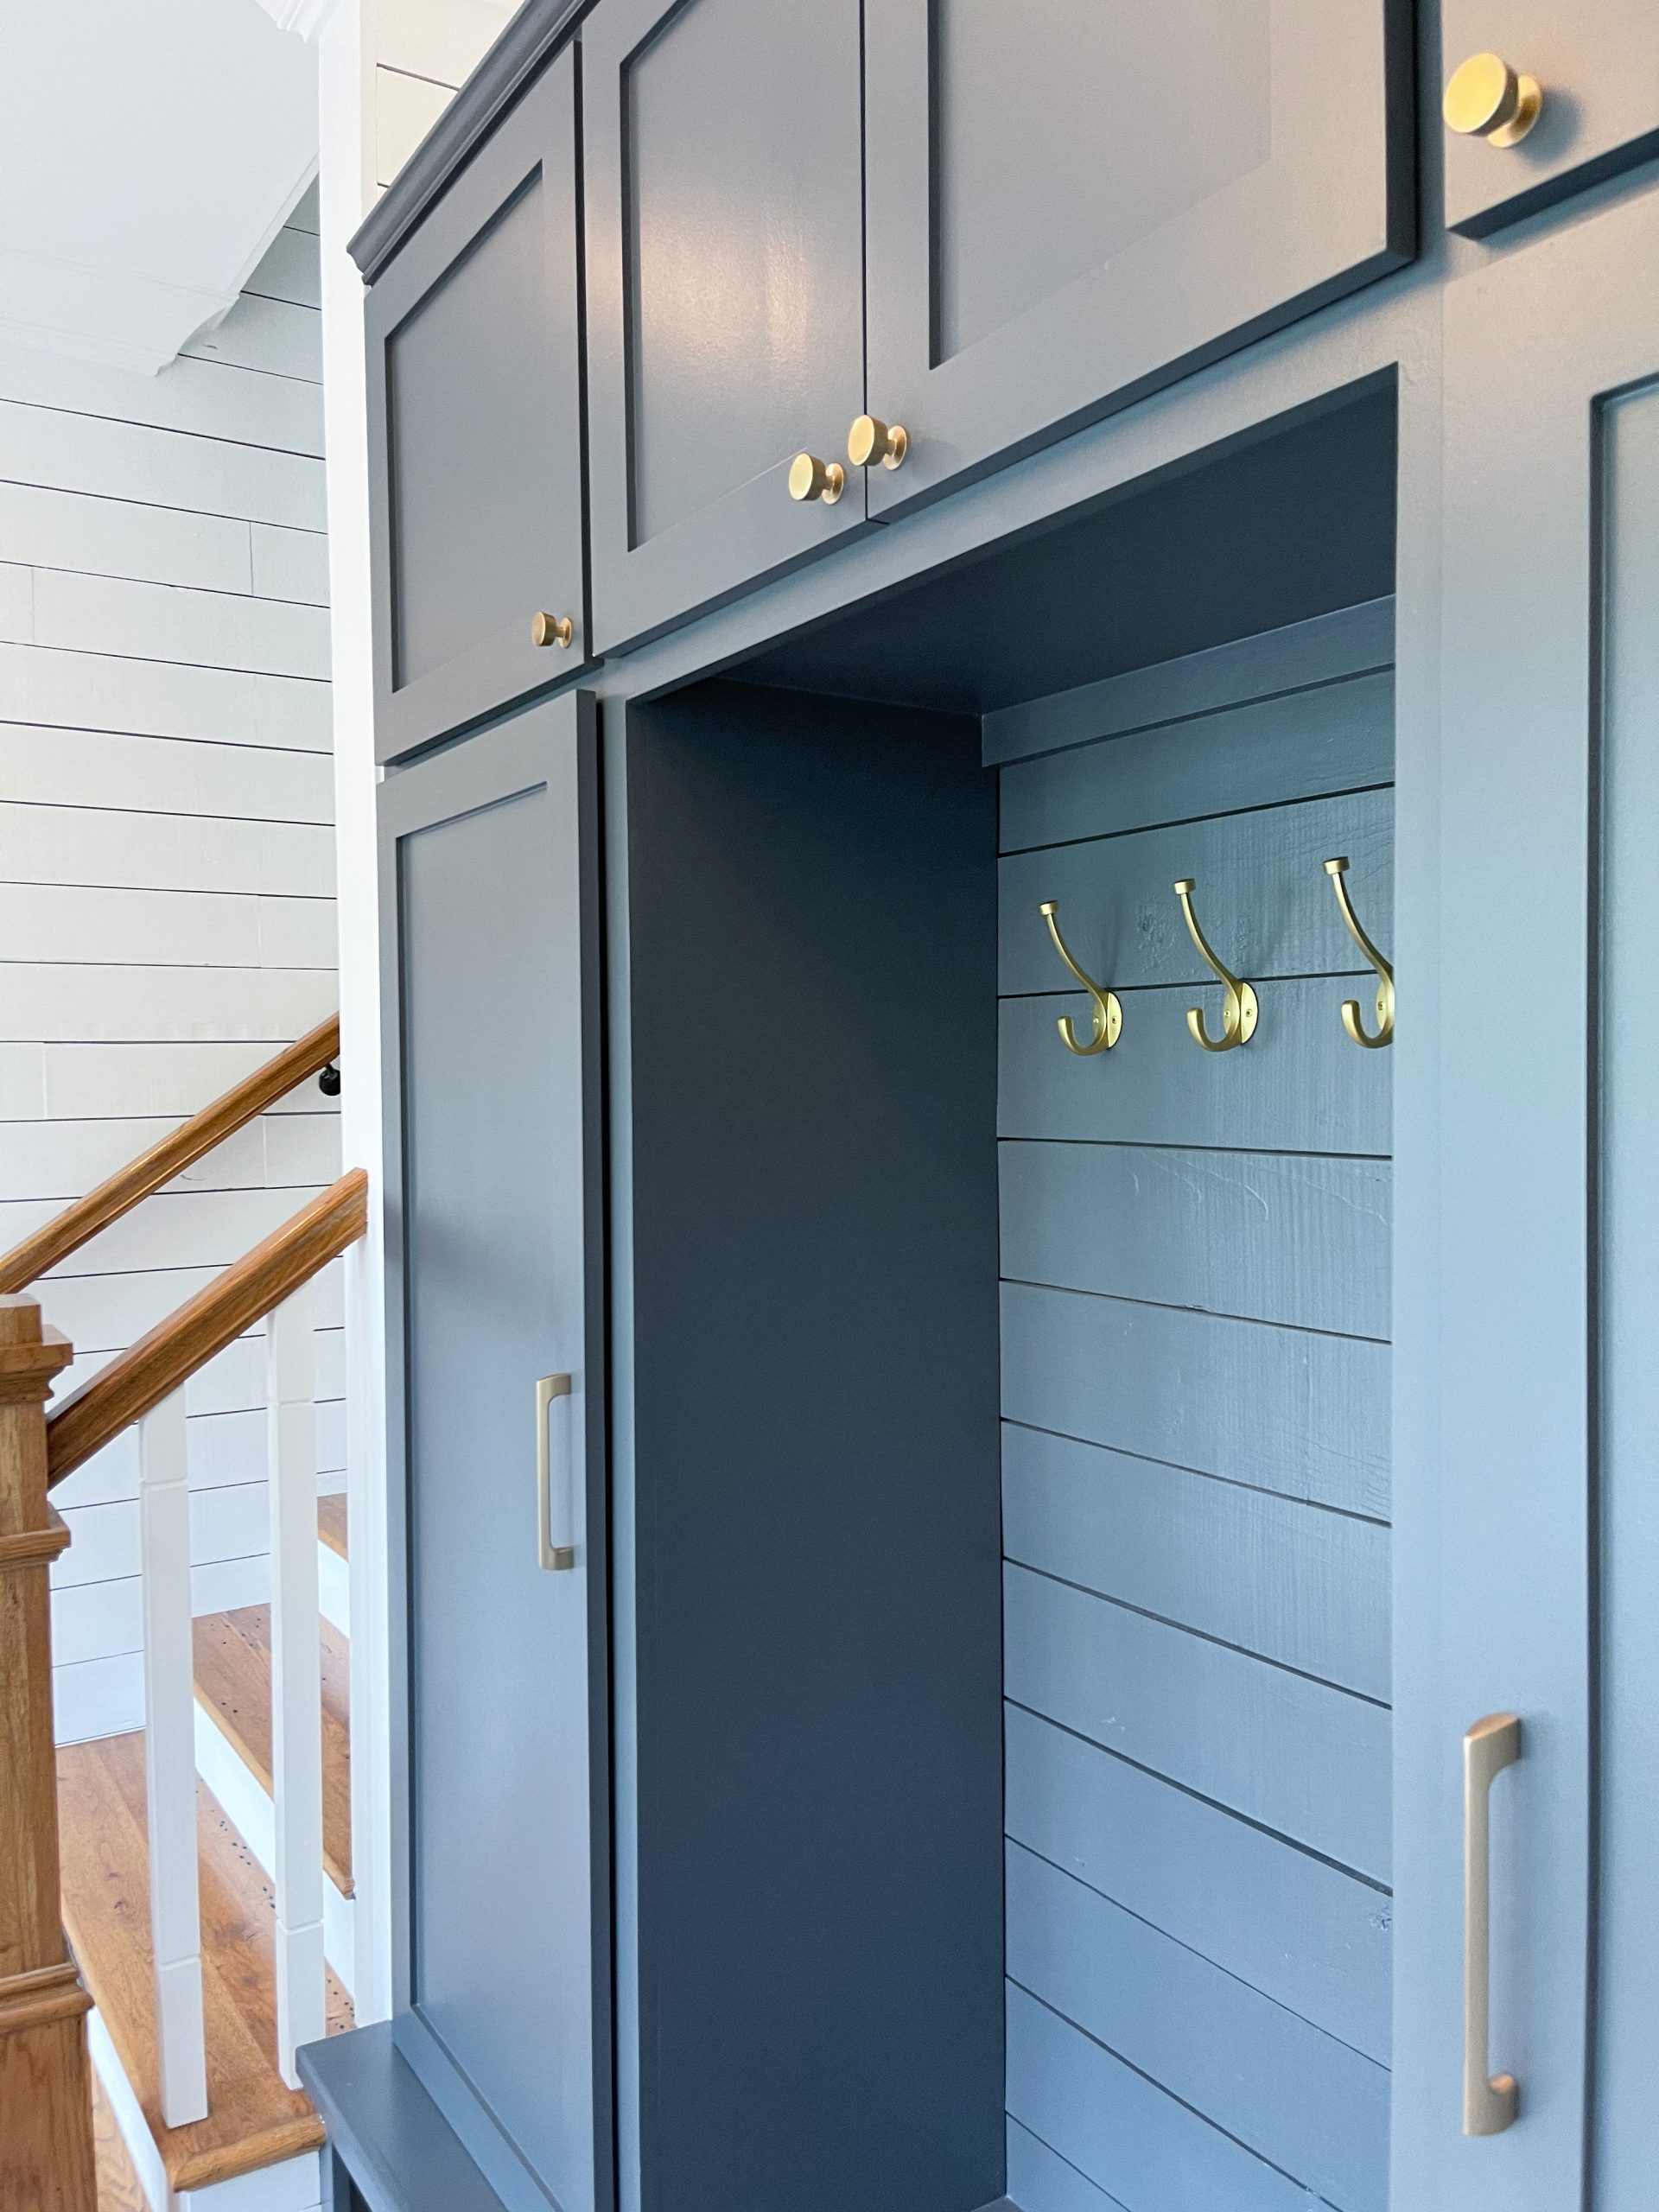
<box><xmin>1039</xmin><ymin>901</ymin><xmax>1122</xmax><ymax>1054</ymax></box>
<box><xmin>1324</xmin><ymin>857</ymin><xmax>1395</xmax><ymax>1048</ymax></box>
<box><xmin>1173</xmin><ymin>878</ymin><xmax>1257</xmax><ymax>1052</ymax></box>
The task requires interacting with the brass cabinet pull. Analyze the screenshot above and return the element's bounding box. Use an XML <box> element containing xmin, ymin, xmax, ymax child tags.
<box><xmin>1039</xmin><ymin>901</ymin><xmax>1122</xmax><ymax>1054</ymax></box>
<box><xmin>531</xmin><ymin>611</ymin><xmax>575</xmax><ymax>649</ymax></box>
<box><xmin>1444</xmin><ymin>53</ymin><xmax>1542</xmax><ymax>147</ymax></box>
<box><xmin>1324</xmin><ymin>857</ymin><xmax>1395</xmax><ymax>1048</ymax></box>
<box><xmin>848</xmin><ymin>415</ymin><xmax>908</xmax><ymax>471</ymax></box>
<box><xmin>787</xmin><ymin>452</ymin><xmax>845</xmax><ymax>504</ymax></box>
<box><xmin>1464</xmin><ymin>1713</ymin><xmax>1522</xmax><ymax>2136</ymax></box>
<box><xmin>536</xmin><ymin>1373</ymin><xmax>575</xmax><ymax>1571</ymax></box>
<box><xmin>1173</xmin><ymin>878</ymin><xmax>1257</xmax><ymax>1052</ymax></box>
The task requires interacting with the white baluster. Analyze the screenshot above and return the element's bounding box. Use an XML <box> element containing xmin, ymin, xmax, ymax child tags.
<box><xmin>138</xmin><ymin>1387</ymin><xmax>208</xmax><ymax>2126</ymax></box>
<box><xmin>268</xmin><ymin>1281</ymin><xmax>326</xmax><ymax>2085</ymax></box>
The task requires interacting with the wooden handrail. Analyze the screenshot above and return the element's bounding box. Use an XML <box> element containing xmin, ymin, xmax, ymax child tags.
<box><xmin>46</xmin><ymin>1169</ymin><xmax>367</xmax><ymax>1486</ymax></box>
<box><xmin>0</xmin><ymin>1016</ymin><xmax>340</xmax><ymax>1297</ymax></box>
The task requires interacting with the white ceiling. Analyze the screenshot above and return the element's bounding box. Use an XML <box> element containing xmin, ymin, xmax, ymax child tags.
<box><xmin>0</xmin><ymin>0</ymin><xmax>319</xmax><ymax>376</ymax></box>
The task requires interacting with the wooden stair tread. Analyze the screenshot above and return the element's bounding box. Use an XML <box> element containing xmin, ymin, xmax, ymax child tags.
<box><xmin>193</xmin><ymin>1605</ymin><xmax>353</xmax><ymax>1895</ymax></box>
<box><xmin>317</xmin><ymin>1493</ymin><xmax>347</xmax><ymax>1560</ymax></box>
<box><xmin>58</xmin><ymin>1732</ymin><xmax>352</xmax><ymax>2196</ymax></box>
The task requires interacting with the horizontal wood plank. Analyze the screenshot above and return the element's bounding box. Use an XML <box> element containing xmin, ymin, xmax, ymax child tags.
<box><xmin>0</xmin><ymin>1110</ymin><xmax>338</xmax><ymax>1207</ymax></box>
<box><xmin>1006</xmin><ymin>2120</ymin><xmax>1129</xmax><ymax>2212</ymax></box>
<box><xmin>1000</xmin><ymin>790</ymin><xmax>1392</xmax><ymax>995</ymax></box>
<box><xmin>20</xmin><ymin>568</ymin><xmax>329</xmax><ymax>683</ymax></box>
<box><xmin>30</xmin><ymin>1041</ymin><xmax>341</xmax><ymax>1122</ymax></box>
<box><xmin>23</xmin><ymin>1254</ymin><xmax>346</xmax><ymax>1363</ymax></box>
<box><xmin>0</xmin><ymin>882</ymin><xmax>332</xmax><ymax>970</ymax></box>
<box><xmin>0</xmin><ymin>481</ymin><xmax>254</xmax><ymax>594</ymax></box>
<box><xmin>982</xmin><ymin>598</ymin><xmax>1394</xmax><ymax>765</ymax></box>
<box><xmin>0</xmin><ymin>398</ymin><xmax>326</xmax><ymax>530</ymax></box>
<box><xmin>1000</xmin><ymin>980</ymin><xmax>1392</xmax><ymax>1154</ymax></box>
<box><xmin>0</xmin><ymin>724</ymin><xmax>333</xmax><ymax>821</ymax></box>
<box><xmin>0</xmin><ymin>643</ymin><xmax>330</xmax><ymax>750</ymax></box>
<box><xmin>1004</xmin><ymin>1705</ymin><xmax>1390</xmax><ymax>2061</ymax></box>
<box><xmin>1001</xmin><ymin>1139</ymin><xmax>1389</xmax><ymax>1337</ymax></box>
<box><xmin>0</xmin><ymin>964</ymin><xmax>335</xmax><ymax>1045</ymax></box>
<box><xmin>1006</xmin><ymin>1982</ymin><xmax>1316</xmax><ymax>2212</ymax></box>
<box><xmin>1000</xmin><ymin>668</ymin><xmax>1395</xmax><ymax>851</ymax></box>
<box><xmin>0</xmin><ymin>341</ymin><xmax>324</xmax><ymax>455</ymax></box>
<box><xmin>0</xmin><ymin>799</ymin><xmax>333</xmax><ymax>895</ymax></box>
<box><xmin>1007</xmin><ymin>1842</ymin><xmax>1389</xmax><ymax>2210</ymax></box>
<box><xmin>1003</xmin><ymin>1423</ymin><xmax>1390</xmax><ymax>1697</ymax></box>
<box><xmin>1004</xmin><ymin>1563</ymin><xmax>1390</xmax><ymax>1879</ymax></box>
<box><xmin>1001</xmin><ymin>1280</ymin><xmax>1390</xmax><ymax>1518</ymax></box>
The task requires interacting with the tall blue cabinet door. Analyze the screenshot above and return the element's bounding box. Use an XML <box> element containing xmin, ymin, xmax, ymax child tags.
<box><xmin>378</xmin><ymin>692</ymin><xmax>610</xmax><ymax>2212</ymax></box>
<box><xmin>1440</xmin><ymin>0</ymin><xmax>1659</xmax><ymax>237</ymax></box>
<box><xmin>366</xmin><ymin>48</ymin><xmax>587</xmax><ymax>766</ymax></box>
<box><xmin>1389</xmin><ymin>191</ymin><xmax>1659</xmax><ymax>2212</ymax></box>
<box><xmin>860</xmin><ymin>0</ymin><xmax>1411</xmax><ymax>515</ymax></box>
<box><xmin>582</xmin><ymin>0</ymin><xmax>866</xmax><ymax>653</ymax></box>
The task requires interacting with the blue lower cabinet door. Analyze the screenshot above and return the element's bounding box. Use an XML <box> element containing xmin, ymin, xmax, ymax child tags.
<box><xmin>379</xmin><ymin>691</ymin><xmax>609</xmax><ymax>2212</ymax></box>
<box><xmin>1394</xmin><ymin>190</ymin><xmax>1659</xmax><ymax>2210</ymax></box>
<box><xmin>860</xmin><ymin>0</ymin><xmax>1410</xmax><ymax>517</ymax></box>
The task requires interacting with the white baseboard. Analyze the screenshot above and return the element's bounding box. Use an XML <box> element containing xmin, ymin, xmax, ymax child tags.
<box><xmin>89</xmin><ymin>2006</ymin><xmax>167</xmax><ymax>2212</ymax></box>
<box><xmin>193</xmin><ymin>1701</ymin><xmax>355</xmax><ymax>1998</ymax></box>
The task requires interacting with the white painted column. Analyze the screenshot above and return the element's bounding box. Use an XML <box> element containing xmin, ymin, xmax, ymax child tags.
<box><xmin>268</xmin><ymin>1281</ymin><xmax>327</xmax><ymax>2084</ymax></box>
<box><xmin>137</xmin><ymin>1388</ymin><xmax>208</xmax><ymax>2127</ymax></box>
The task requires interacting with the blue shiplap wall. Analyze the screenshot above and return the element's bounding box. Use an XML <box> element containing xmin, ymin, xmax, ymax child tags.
<box><xmin>995</xmin><ymin>611</ymin><xmax>1394</xmax><ymax>2212</ymax></box>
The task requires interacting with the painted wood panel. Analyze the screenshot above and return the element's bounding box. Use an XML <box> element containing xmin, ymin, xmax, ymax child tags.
<box><xmin>1000</xmin><ymin>1140</ymin><xmax>1389</xmax><ymax>1337</ymax></box>
<box><xmin>999</xmin><ymin>788</ymin><xmax>1392</xmax><ymax>995</ymax></box>
<box><xmin>1002</xmin><ymin>1423</ymin><xmax>1389</xmax><ymax>1698</ymax></box>
<box><xmin>1004</xmin><ymin>1705</ymin><xmax>1390</xmax><ymax>2062</ymax></box>
<box><xmin>0</xmin><ymin>643</ymin><xmax>330</xmax><ymax>750</ymax></box>
<box><xmin>1000</xmin><ymin>981</ymin><xmax>1392</xmax><ymax>1154</ymax></box>
<box><xmin>0</xmin><ymin>203</ymin><xmax>340</xmax><ymax>1739</ymax></box>
<box><xmin>1004</xmin><ymin>1562</ymin><xmax>1390</xmax><ymax>1878</ymax></box>
<box><xmin>1006</xmin><ymin>2121</ymin><xmax>1128</xmax><ymax>2212</ymax></box>
<box><xmin>0</xmin><ymin>725</ymin><xmax>333</xmax><ymax>819</ymax></box>
<box><xmin>1000</xmin><ymin>667</ymin><xmax>1394</xmax><ymax>853</ymax></box>
<box><xmin>1006</xmin><ymin>1983</ymin><xmax>1319</xmax><ymax>2212</ymax></box>
<box><xmin>1001</xmin><ymin>1280</ymin><xmax>1390</xmax><ymax>1518</ymax></box>
<box><xmin>1007</xmin><ymin>1842</ymin><xmax>1389</xmax><ymax>2209</ymax></box>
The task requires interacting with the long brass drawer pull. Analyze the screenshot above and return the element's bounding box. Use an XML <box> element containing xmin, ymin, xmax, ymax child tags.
<box><xmin>1463</xmin><ymin>1711</ymin><xmax>1522</xmax><ymax>2135</ymax></box>
<box><xmin>536</xmin><ymin>1373</ymin><xmax>575</xmax><ymax>1571</ymax></box>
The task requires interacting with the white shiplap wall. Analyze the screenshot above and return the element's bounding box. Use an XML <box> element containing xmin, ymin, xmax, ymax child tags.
<box><xmin>0</xmin><ymin>190</ymin><xmax>342</xmax><ymax>1746</ymax></box>
<box><xmin>369</xmin><ymin>0</ymin><xmax>518</xmax><ymax>195</ymax></box>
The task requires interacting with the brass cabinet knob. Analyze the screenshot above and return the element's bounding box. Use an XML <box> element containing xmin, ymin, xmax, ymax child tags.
<box><xmin>531</xmin><ymin>611</ymin><xmax>575</xmax><ymax>649</ymax></box>
<box><xmin>848</xmin><ymin>415</ymin><xmax>908</xmax><ymax>471</ymax></box>
<box><xmin>787</xmin><ymin>452</ymin><xmax>845</xmax><ymax>504</ymax></box>
<box><xmin>1443</xmin><ymin>53</ymin><xmax>1542</xmax><ymax>146</ymax></box>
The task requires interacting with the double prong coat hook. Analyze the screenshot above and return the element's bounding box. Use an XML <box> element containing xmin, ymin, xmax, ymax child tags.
<box><xmin>1173</xmin><ymin>878</ymin><xmax>1257</xmax><ymax>1052</ymax></box>
<box><xmin>1039</xmin><ymin>901</ymin><xmax>1122</xmax><ymax>1054</ymax></box>
<box><xmin>1324</xmin><ymin>857</ymin><xmax>1395</xmax><ymax>1048</ymax></box>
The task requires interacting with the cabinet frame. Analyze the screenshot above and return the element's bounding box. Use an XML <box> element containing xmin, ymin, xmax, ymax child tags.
<box><xmin>365</xmin><ymin>47</ymin><xmax>589</xmax><ymax>765</ymax></box>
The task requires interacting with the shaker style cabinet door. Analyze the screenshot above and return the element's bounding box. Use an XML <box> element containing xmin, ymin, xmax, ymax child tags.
<box><xmin>366</xmin><ymin>48</ymin><xmax>586</xmax><ymax>765</ymax></box>
<box><xmin>583</xmin><ymin>0</ymin><xmax>866</xmax><ymax>652</ymax></box>
<box><xmin>1440</xmin><ymin>0</ymin><xmax>1659</xmax><ymax>236</ymax></box>
<box><xmin>1390</xmin><ymin>191</ymin><xmax>1659</xmax><ymax>2212</ymax></box>
<box><xmin>860</xmin><ymin>0</ymin><xmax>1412</xmax><ymax>515</ymax></box>
<box><xmin>378</xmin><ymin>693</ymin><xmax>610</xmax><ymax>2212</ymax></box>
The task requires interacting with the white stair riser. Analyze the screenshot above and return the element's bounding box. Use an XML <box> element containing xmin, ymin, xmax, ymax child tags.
<box><xmin>192</xmin><ymin>1700</ymin><xmax>354</xmax><ymax>1999</ymax></box>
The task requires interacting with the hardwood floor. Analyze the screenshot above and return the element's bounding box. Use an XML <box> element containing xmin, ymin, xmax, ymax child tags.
<box><xmin>193</xmin><ymin>1604</ymin><xmax>353</xmax><ymax>1894</ymax></box>
<box><xmin>58</xmin><ymin>1732</ymin><xmax>351</xmax><ymax>2196</ymax></box>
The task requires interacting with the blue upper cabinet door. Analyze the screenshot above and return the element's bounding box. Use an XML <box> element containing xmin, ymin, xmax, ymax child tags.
<box><xmin>365</xmin><ymin>48</ymin><xmax>586</xmax><ymax>765</ymax></box>
<box><xmin>1440</xmin><ymin>2</ymin><xmax>1659</xmax><ymax>236</ymax></box>
<box><xmin>583</xmin><ymin>0</ymin><xmax>867</xmax><ymax>653</ymax></box>
<box><xmin>860</xmin><ymin>0</ymin><xmax>1412</xmax><ymax>517</ymax></box>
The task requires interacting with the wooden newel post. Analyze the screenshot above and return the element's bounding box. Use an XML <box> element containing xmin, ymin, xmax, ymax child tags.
<box><xmin>0</xmin><ymin>1294</ymin><xmax>96</xmax><ymax>2210</ymax></box>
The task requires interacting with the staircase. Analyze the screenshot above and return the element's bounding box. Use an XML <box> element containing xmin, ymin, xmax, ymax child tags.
<box><xmin>0</xmin><ymin>1020</ymin><xmax>368</xmax><ymax>2212</ymax></box>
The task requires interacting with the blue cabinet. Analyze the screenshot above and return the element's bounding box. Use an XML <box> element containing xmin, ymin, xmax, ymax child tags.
<box><xmin>582</xmin><ymin>0</ymin><xmax>868</xmax><ymax>652</ymax></box>
<box><xmin>374</xmin><ymin>694</ymin><xmax>610</xmax><ymax>2212</ymax></box>
<box><xmin>365</xmin><ymin>48</ymin><xmax>587</xmax><ymax>762</ymax></box>
<box><xmin>861</xmin><ymin>0</ymin><xmax>1413</xmax><ymax>514</ymax></box>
